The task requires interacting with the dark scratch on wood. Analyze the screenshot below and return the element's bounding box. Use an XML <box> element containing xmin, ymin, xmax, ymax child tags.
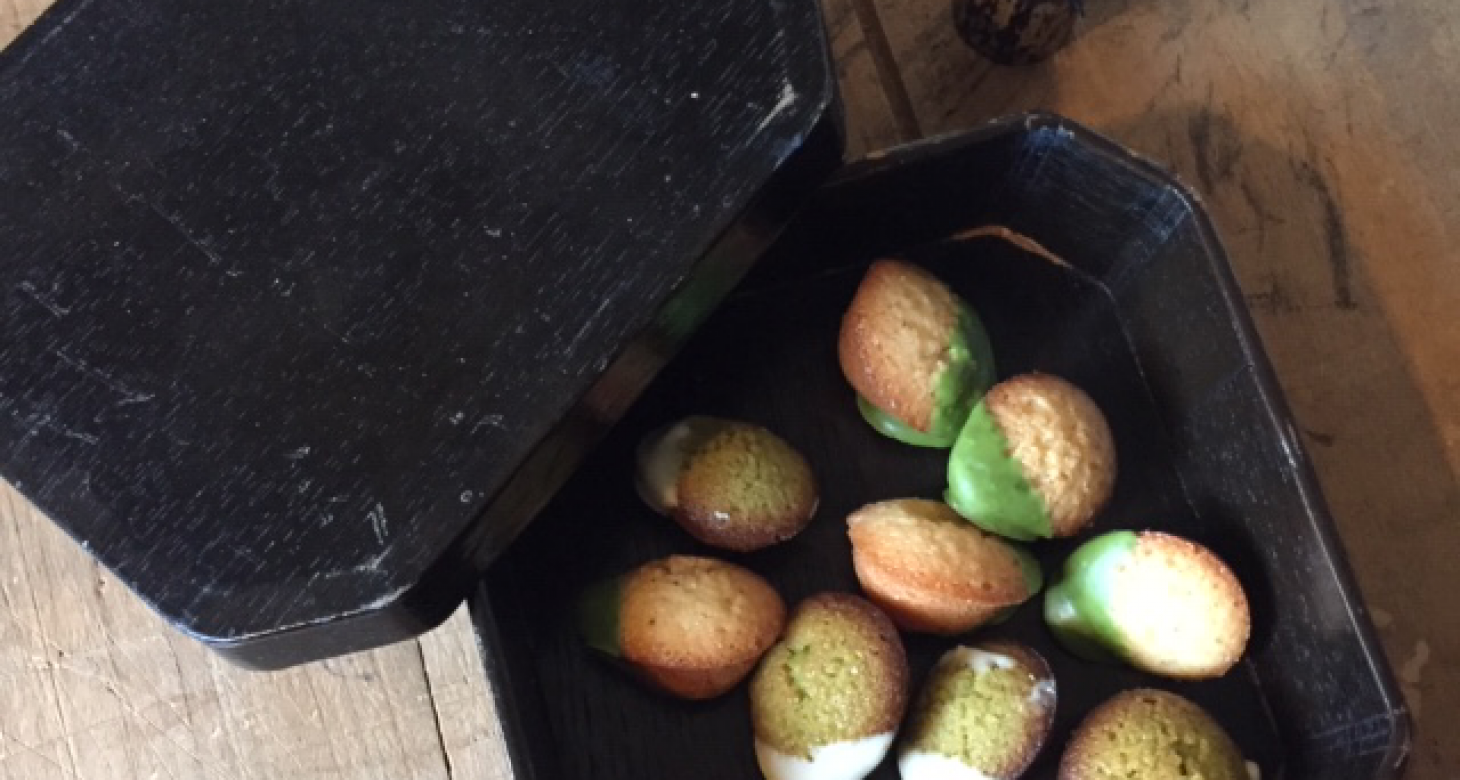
<box><xmin>1325</xmin><ymin>23</ymin><xmax>1350</xmax><ymax>69</ymax></box>
<box><xmin>1160</xmin><ymin>0</ymin><xmax>1193</xmax><ymax>42</ymax></box>
<box><xmin>1296</xmin><ymin>161</ymin><xmax>1358</xmax><ymax>310</ymax></box>
<box><xmin>320</xmin><ymin>658</ymin><xmax>377</xmax><ymax>683</ymax></box>
<box><xmin>1303</xmin><ymin>427</ymin><xmax>1336</xmax><ymax>447</ymax></box>
<box><xmin>941</xmin><ymin>60</ymin><xmax>1000</xmax><ymax>122</ymax></box>
<box><xmin>1238</xmin><ymin>179</ymin><xmax>1283</xmax><ymax>252</ymax></box>
<box><xmin>1245</xmin><ymin>272</ymin><xmax>1299</xmax><ymax>315</ymax></box>
<box><xmin>8</xmin><ymin>507</ymin><xmax>85</xmax><ymax>779</ymax></box>
<box><xmin>836</xmin><ymin>38</ymin><xmax>870</xmax><ymax>66</ymax></box>
<box><xmin>1187</xmin><ymin>106</ymin><xmax>1242</xmax><ymax>194</ymax></box>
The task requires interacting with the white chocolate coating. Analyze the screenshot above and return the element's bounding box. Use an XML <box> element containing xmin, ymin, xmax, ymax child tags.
<box><xmin>754</xmin><ymin>733</ymin><xmax>895</xmax><ymax>780</ymax></box>
<box><xmin>896</xmin><ymin>750</ymin><xmax>997</xmax><ymax>780</ymax></box>
<box><xmin>634</xmin><ymin>417</ymin><xmax>720</xmax><ymax>514</ymax></box>
<box><xmin>945</xmin><ymin>646</ymin><xmax>1016</xmax><ymax>674</ymax></box>
<box><xmin>1028</xmin><ymin>679</ymin><xmax>1057</xmax><ymax>710</ymax></box>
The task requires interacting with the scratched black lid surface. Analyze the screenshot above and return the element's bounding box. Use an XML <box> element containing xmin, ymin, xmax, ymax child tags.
<box><xmin>0</xmin><ymin>0</ymin><xmax>839</xmax><ymax>667</ymax></box>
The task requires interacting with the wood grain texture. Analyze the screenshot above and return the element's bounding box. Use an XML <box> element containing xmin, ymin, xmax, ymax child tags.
<box><xmin>863</xmin><ymin>0</ymin><xmax>1457</xmax><ymax>774</ymax></box>
<box><xmin>418</xmin><ymin>618</ymin><xmax>513</xmax><ymax>780</ymax></box>
<box><xmin>0</xmin><ymin>0</ymin><xmax>44</xmax><ymax>47</ymax></box>
<box><xmin>0</xmin><ymin>475</ymin><xmax>511</xmax><ymax>779</ymax></box>
<box><xmin>5</xmin><ymin>0</ymin><xmax>1457</xmax><ymax>776</ymax></box>
<box><xmin>1</xmin><ymin>481</ymin><xmax>509</xmax><ymax>780</ymax></box>
<box><xmin>819</xmin><ymin>0</ymin><xmax>908</xmax><ymax>157</ymax></box>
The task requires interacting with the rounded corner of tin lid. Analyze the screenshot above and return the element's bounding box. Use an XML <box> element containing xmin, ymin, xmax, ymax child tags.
<box><xmin>1015</xmin><ymin>110</ymin><xmax>1071</xmax><ymax>130</ymax></box>
<box><xmin>747</xmin><ymin>0</ymin><xmax>842</xmax><ymax>143</ymax></box>
<box><xmin>164</xmin><ymin>570</ymin><xmax>460</xmax><ymax>671</ymax></box>
<box><xmin>1368</xmin><ymin>682</ymin><xmax>1416</xmax><ymax>778</ymax></box>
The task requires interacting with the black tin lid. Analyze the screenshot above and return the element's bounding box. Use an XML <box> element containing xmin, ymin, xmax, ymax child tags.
<box><xmin>0</xmin><ymin>0</ymin><xmax>840</xmax><ymax>668</ymax></box>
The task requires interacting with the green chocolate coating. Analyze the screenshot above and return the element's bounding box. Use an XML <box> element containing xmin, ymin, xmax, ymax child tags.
<box><xmin>933</xmin><ymin>304</ymin><xmax>998</xmax><ymax>436</ymax></box>
<box><xmin>1014</xmin><ymin>544</ymin><xmax>1044</xmax><ymax>594</ymax></box>
<box><xmin>858</xmin><ymin>396</ymin><xmax>952</xmax><ymax>448</ymax></box>
<box><xmin>576</xmin><ymin>576</ymin><xmax>625</xmax><ymax>657</ymax></box>
<box><xmin>987</xmin><ymin>545</ymin><xmax>1045</xmax><ymax>625</ymax></box>
<box><xmin>858</xmin><ymin>303</ymin><xmax>996</xmax><ymax>449</ymax></box>
<box><xmin>945</xmin><ymin>401</ymin><xmax>1051</xmax><ymax>540</ymax></box>
<box><xmin>1043</xmin><ymin>531</ymin><xmax>1138</xmax><ymax>664</ymax></box>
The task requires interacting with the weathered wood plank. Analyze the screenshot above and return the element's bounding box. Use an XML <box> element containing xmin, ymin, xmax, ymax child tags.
<box><xmin>419</xmin><ymin>611</ymin><xmax>513</xmax><ymax>780</ymax></box>
<box><xmin>0</xmin><ymin>0</ymin><xmax>42</xmax><ymax>47</ymax></box>
<box><xmin>0</xmin><ymin>480</ymin><xmax>458</xmax><ymax>780</ymax></box>
<box><xmin>820</xmin><ymin>0</ymin><xmax>916</xmax><ymax>155</ymax></box>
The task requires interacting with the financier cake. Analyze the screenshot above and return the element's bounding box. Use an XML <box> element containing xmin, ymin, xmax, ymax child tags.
<box><xmin>846</xmin><ymin>499</ymin><xmax>1041</xmax><ymax>634</ymax></box>
<box><xmin>577</xmin><ymin>555</ymin><xmax>786</xmax><ymax>699</ymax></box>
<box><xmin>838</xmin><ymin>259</ymin><xmax>997</xmax><ymax>448</ymax></box>
<box><xmin>1043</xmin><ymin>530</ymin><xmax>1251</xmax><ymax>679</ymax></box>
<box><xmin>899</xmin><ymin>642</ymin><xmax>1057</xmax><ymax>780</ymax></box>
<box><xmin>636</xmin><ymin>416</ymin><xmax>818</xmax><ymax>551</ymax></box>
<box><xmin>750</xmin><ymin>593</ymin><xmax>909</xmax><ymax>780</ymax></box>
<box><xmin>1059</xmin><ymin>689</ymin><xmax>1248</xmax><ymax>780</ymax></box>
<box><xmin>946</xmin><ymin>372</ymin><xmax>1116</xmax><ymax>540</ymax></box>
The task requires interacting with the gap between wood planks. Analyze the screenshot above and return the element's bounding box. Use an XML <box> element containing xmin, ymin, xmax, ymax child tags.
<box><xmin>846</xmin><ymin>0</ymin><xmax>923</xmax><ymax>140</ymax></box>
<box><xmin>418</xmin><ymin>640</ymin><xmax>457</xmax><ymax>780</ymax></box>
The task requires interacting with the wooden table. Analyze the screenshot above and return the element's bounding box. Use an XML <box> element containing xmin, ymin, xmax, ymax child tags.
<box><xmin>3</xmin><ymin>0</ymin><xmax>1456</xmax><ymax>777</ymax></box>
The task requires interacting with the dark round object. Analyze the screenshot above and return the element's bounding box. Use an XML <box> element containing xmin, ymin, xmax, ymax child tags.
<box><xmin>953</xmin><ymin>0</ymin><xmax>1081</xmax><ymax>65</ymax></box>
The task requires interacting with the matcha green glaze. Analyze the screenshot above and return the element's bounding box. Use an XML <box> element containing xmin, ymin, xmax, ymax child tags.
<box><xmin>986</xmin><ymin>547</ymin><xmax>1043</xmax><ymax>625</ymax></box>
<box><xmin>576</xmin><ymin>576</ymin><xmax>624</xmax><ymax>657</ymax></box>
<box><xmin>985</xmin><ymin>605</ymin><xmax>1021</xmax><ymax>626</ymax></box>
<box><xmin>857</xmin><ymin>396</ymin><xmax>952</xmax><ymax>448</ymax></box>
<box><xmin>1013</xmin><ymin>544</ymin><xmax>1044</xmax><ymax>594</ymax></box>
<box><xmin>945</xmin><ymin>401</ymin><xmax>1051</xmax><ymax>540</ymax></box>
<box><xmin>859</xmin><ymin>303</ymin><xmax>996</xmax><ymax>449</ymax></box>
<box><xmin>933</xmin><ymin>303</ymin><xmax>998</xmax><ymax>434</ymax></box>
<box><xmin>1043</xmin><ymin>531</ymin><xmax>1139</xmax><ymax>665</ymax></box>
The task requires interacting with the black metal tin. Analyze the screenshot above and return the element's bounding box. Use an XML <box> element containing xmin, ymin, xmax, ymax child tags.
<box><xmin>0</xmin><ymin>0</ymin><xmax>841</xmax><ymax>668</ymax></box>
<box><xmin>470</xmin><ymin>114</ymin><xmax>1411</xmax><ymax>780</ymax></box>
